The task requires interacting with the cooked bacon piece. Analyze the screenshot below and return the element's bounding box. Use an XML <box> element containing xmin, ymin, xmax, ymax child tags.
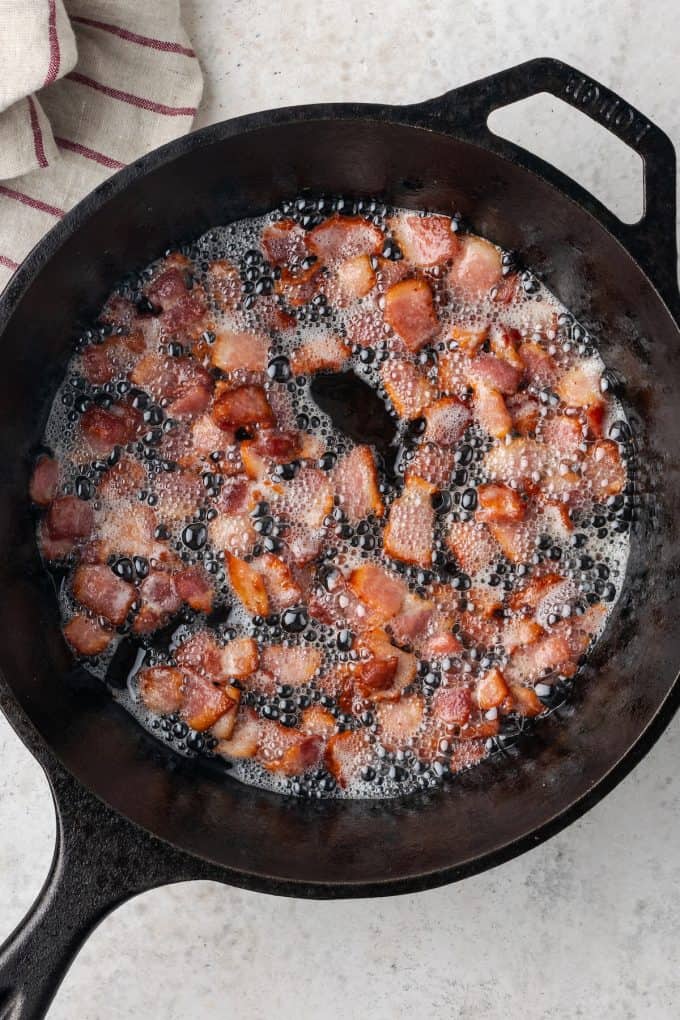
<box><xmin>221</xmin><ymin>637</ymin><xmax>259</xmax><ymax>679</ymax></box>
<box><xmin>449</xmin><ymin>235</ymin><xmax>502</xmax><ymax>294</ymax></box>
<box><xmin>63</xmin><ymin>615</ymin><xmax>113</xmax><ymax>656</ymax></box>
<box><xmin>240</xmin><ymin>429</ymin><xmax>302</xmax><ymax>479</ymax></box>
<box><xmin>554</xmin><ymin>604</ymin><xmax>606</xmax><ymax>659</ymax></box>
<box><xmin>422</xmin><ymin>396</ymin><xmax>471</xmax><ymax>446</ymax></box>
<box><xmin>46</xmin><ymin>496</ymin><xmax>94</xmax><ymax>542</ymax></box>
<box><xmin>381</xmin><ymin>357</ymin><xmax>436</xmax><ymax>419</ymax></box>
<box><xmin>257</xmin><ymin>553</ymin><xmax>302</xmax><ymax>611</ymax></box>
<box><xmin>446</xmin><ymin>520</ymin><xmax>499</xmax><ymax>575</ymax></box>
<box><xmin>175</xmin><ymin>630</ymin><xmax>224</xmax><ymax>680</ymax></box>
<box><xmin>541</xmin><ymin>413</ymin><xmax>584</xmax><ymax>456</ymax></box>
<box><xmin>226</xmin><ymin>554</ymin><xmax>269</xmax><ymax>616</ymax></box>
<box><xmin>274</xmin><ymin>263</ymin><xmax>323</xmax><ymax>307</ymax></box>
<box><xmin>518</xmin><ymin>341</ymin><xmax>557</xmax><ymax>387</ymax></box>
<box><xmin>451</xmin><ymin>324</ymin><xmax>490</xmax><ymax>355</ymax></box>
<box><xmin>211</xmin><ymin>329</ymin><xmax>269</xmax><ymax>373</ymax></box>
<box><xmin>508</xmin><ymin>684</ymin><xmax>544</xmax><ymax>717</ymax></box>
<box><xmin>181</xmin><ymin>414</ymin><xmax>236</xmax><ymax>468</ymax></box>
<box><xmin>131</xmin><ymin>355</ymin><xmax>213</xmax><ymax>419</ymax></box>
<box><xmin>484</xmin><ymin>437</ymin><xmax>547</xmax><ymax>486</ymax></box>
<box><xmin>421</xmin><ymin>623</ymin><xmax>464</xmax><ymax>661</ymax></box>
<box><xmin>276</xmin><ymin>466</ymin><xmax>334</xmax><ymax>528</ymax></box>
<box><xmin>260</xmin><ymin>644</ymin><xmax>322</xmax><ymax>687</ymax></box>
<box><xmin>153</xmin><ymin>468</ymin><xmax>204</xmax><ymax>522</ymax></box>
<box><xmin>97</xmin><ymin>456</ymin><xmax>146</xmax><ymax>500</ymax></box>
<box><xmin>138</xmin><ymin>666</ymin><xmax>184</xmax><ymax>715</ymax></box>
<box><xmin>389</xmin><ymin>213</ymin><xmax>459</xmax><ymax>266</ymax></box>
<box><xmin>389</xmin><ymin>598</ymin><xmax>434</xmax><ymax>649</ymax></box>
<box><xmin>92</xmin><ymin>503</ymin><xmax>161</xmax><ymax>563</ymax></box>
<box><xmin>301</xmin><ymin>705</ymin><xmax>337</xmax><ymax>738</ymax></box>
<box><xmin>80</xmin><ymin>402</ymin><xmax>141</xmax><ymax>453</ymax></box>
<box><xmin>432</xmin><ymin>686</ymin><xmax>472</xmax><ymax>725</ymax></box>
<box><xmin>354</xmin><ymin>654</ymin><xmax>399</xmax><ymax>698</ymax></box>
<box><xmin>383</xmin><ymin>477</ymin><xmax>434</xmax><ymax>567</ymax></box>
<box><xmin>290</xmin><ymin>334</ymin><xmax>350</xmax><ymax>375</ymax></box>
<box><xmin>286</xmin><ymin>524</ymin><xmax>325</xmax><ymax>566</ymax></box>
<box><xmin>182</xmin><ymin>673</ymin><xmax>237</xmax><ymax>732</ymax></box>
<box><xmin>473</xmin><ymin>383</ymin><xmax>512</xmax><ymax>439</ymax></box>
<box><xmin>349</xmin><ymin>563</ymin><xmax>407</xmax><ymax>622</ymax></box>
<box><xmin>509</xmin><ymin>572</ymin><xmax>564</xmax><ymax>612</ymax></box>
<box><xmin>333</xmin><ymin>445</ymin><xmax>384</xmax><ymax>522</ymax></box>
<box><xmin>334</xmin><ymin>254</ymin><xmax>376</xmax><ymax>303</ymax></box>
<box><xmin>98</xmin><ymin>293</ymin><xmax>135</xmax><ymax>328</ymax></box>
<box><xmin>212</xmin><ymin>384</ymin><xmax>275</xmax><ymax>431</ymax></box>
<box><xmin>133</xmin><ymin>571</ymin><xmax>182</xmax><ymax>634</ymax></box>
<box><xmin>501</xmin><ymin>617</ymin><xmax>545</xmax><ymax>654</ymax></box>
<box><xmin>487</xmin><ymin>517</ymin><xmax>535</xmax><ymax>564</ymax></box>
<box><xmin>209</xmin><ymin>510</ymin><xmax>256</xmax><ymax>559</ymax></box>
<box><xmin>216</xmin><ymin>707</ymin><xmax>262</xmax><ymax>758</ymax></box>
<box><xmin>210</xmin><ymin>697</ymin><xmax>243</xmax><ymax>741</ymax></box>
<box><xmin>489</xmin><ymin>325</ymin><xmax>523</xmax><ymax>369</ymax></box>
<box><xmin>585</xmin><ymin>402</ymin><xmax>606</xmax><ymax>438</ymax></box>
<box><xmin>261</xmin><ymin>218</ymin><xmax>308</xmax><ymax>264</ymax></box>
<box><xmin>307</xmin><ymin>214</ymin><xmax>384</xmax><ymax>262</ymax></box>
<box><xmin>505</xmin><ymin>632</ymin><xmax>575</xmax><ymax>684</ymax></box>
<box><xmin>81</xmin><ymin>330</ymin><xmax>145</xmax><ymax>385</ymax></box>
<box><xmin>374</xmin><ymin>255</ymin><xmax>411</xmax><ymax>290</ymax></box>
<box><xmin>582</xmin><ymin>439</ymin><xmax>626</xmax><ymax>498</ymax></box>
<box><xmin>206</xmin><ymin>259</ymin><xmax>242</xmax><ymax>312</ymax></box>
<box><xmin>406</xmin><ymin>444</ymin><xmax>455</xmax><ymax>489</ymax></box>
<box><xmin>476</xmin><ymin>482</ymin><xmax>525</xmax><ymax>523</ymax></box>
<box><xmin>458</xmin><ymin>589</ymin><xmax>503</xmax><ymax>648</ymax></box>
<box><xmin>506</xmin><ymin>392</ymin><xmax>540</xmax><ymax>435</ymax></box>
<box><xmin>557</xmin><ymin>359</ymin><xmax>602</xmax><ymax>407</ymax></box>
<box><xmin>459</xmin><ymin>718</ymin><xmax>500</xmax><ymax>741</ymax></box>
<box><xmin>30</xmin><ymin>456</ymin><xmax>59</xmax><ymax>507</ymax></box>
<box><xmin>360</xmin><ymin>633</ymin><xmax>417</xmax><ymax>702</ymax></box>
<box><xmin>145</xmin><ymin>261</ymin><xmax>190</xmax><ymax>310</ymax></box>
<box><xmin>174</xmin><ymin>567</ymin><xmax>214</xmax><ymax>613</ymax></box>
<box><xmin>475</xmin><ymin>668</ymin><xmax>509</xmax><ymax>710</ymax></box>
<box><xmin>468</xmin><ymin>353</ymin><xmax>522</xmax><ymax>395</ymax></box>
<box><xmin>72</xmin><ymin>564</ymin><xmax>135</xmax><ymax>625</ymax></box>
<box><xmin>263</xmin><ymin>729</ymin><xmax>325</xmax><ymax>776</ymax></box>
<box><xmin>383</xmin><ymin>279</ymin><xmax>438</xmax><ymax>353</ymax></box>
<box><xmin>376</xmin><ymin>695</ymin><xmax>424</xmax><ymax>750</ymax></box>
<box><xmin>325</xmin><ymin>731</ymin><xmax>370</xmax><ymax>787</ymax></box>
<box><xmin>539</xmin><ymin>499</ymin><xmax>574</xmax><ymax>537</ymax></box>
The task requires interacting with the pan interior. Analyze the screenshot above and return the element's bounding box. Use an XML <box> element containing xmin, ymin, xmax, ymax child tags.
<box><xmin>0</xmin><ymin>115</ymin><xmax>679</xmax><ymax>890</ymax></box>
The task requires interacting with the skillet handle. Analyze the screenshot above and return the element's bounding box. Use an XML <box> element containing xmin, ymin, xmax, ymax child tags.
<box><xmin>415</xmin><ymin>57</ymin><xmax>679</xmax><ymax>309</ymax></box>
<box><xmin>0</xmin><ymin>760</ymin><xmax>192</xmax><ymax>1020</ymax></box>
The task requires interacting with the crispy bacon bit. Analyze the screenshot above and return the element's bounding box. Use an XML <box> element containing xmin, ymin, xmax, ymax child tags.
<box><xmin>422</xmin><ymin>396</ymin><xmax>472</xmax><ymax>445</ymax></box>
<box><xmin>226</xmin><ymin>554</ymin><xmax>269</xmax><ymax>616</ymax></box>
<box><xmin>261</xmin><ymin>219</ymin><xmax>308</xmax><ymax>264</ymax></box>
<box><xmin>182</xmin><ymin>674</ymin><xmax>237</xmax><ymax>732</ymax></box>
<box><xmin>557</xmin><ymin>359</ymin><xmax>602</xmax><ymax>407</ymax></box>
<box><xmin>63</xmin><ymin>615</ymin><xmax>113</xmax><ymax>656</ymax></box>
<box><xmin>206</xmin><ymin>259</ymin><xmax>242</xmax><ymax>312</ymax></box>
<box><xmin>97</xmin><ymin>456</ymin><xmax>146</xmax><ymax>500</ymax></box>
<box><xmin>381</xmin><ymin>358</ymin><xmax>436</xmax><ymax>419</ymax></box>
<box><xmin>383</xmin><ymin>279</ymin><xmax>438</xmax><ymax>353</ymax></box>
<box><xmin>302</xmin><ymin>705</ymin><xmax>337</xmax><ymax>738</ymax></box>
<box><xmin>81</xmin><ymin>402</ymin><xmax>141</xmax><ymax>453</ymax></box>
<box><xmin>209</xmin><ymin>511</ymin><xmax>256</xmax><ymax>558</ymax></box>
<box><xmin>222</xmin><ymin>637</ymin><xmax>259</xmax><ymax>678</ymax></box>
<box><xmin>349</xmin><ymin>563</ymin><xmax>406</xmax><ymax>622</ymax></box>
<box><xmin>354</xmin><ymin>655</ymin><xmax>399</xmax><ymax>697</ymax></box>
<box><xmin>506</xmin><ymin>392</ymin><xmax>540</xmax><ymax>435</ymax></box>
<box><xmin>421</xmin><ymin>628</ymin><xmax>464</xmax><ymax>661</ymax></box>
<box><xmin>260</xmin><ymin>644</ymin><xmax>322</xmax><ymax>687</ymax></box>
<box><xmin>274</xmin><ymin>263</ymin><xmax>323</xmax><ymax>307</ymax></box>
<box><xmin>389</xmin><ymin>213</ymin><xmax>459</xmax><ymax>266</ymax></box>
<box><xmin>476</xmin><ymin>482</ymin><xmax>525</xmax><ymax>523</ymax></box>
<box><xmin>133</xmin><ymin>571</ymin><xmax>181</xmax><ymax>634</ymax></box>
<box><xmin>30</xmin><ymin>455</ymin><xmax>59</xmax><ymax>506</ymax></box>
<box><xmin>541</xmin><ymin>413</ymin><xmax>584</xmax><ymax>456</ymax></box>
<box><xmin>175</xmin><ymin>631</ymin><xmax>224</xmax><ymax>680</ymax></box>
<box><xmin>46</xmin><ymin>496</ymin><xmax>94</xmax><ymax>541</ymax></box>
<box><xmin>277</xmin><ymin>466</ymin><xmax>333</xmax><ymax>528</ymax></box>
<box><xmin>383</xmin><ymin>477</ymin><xmax>435</xmax><ymax>567</ymax></box>
<box><xmin>475</xmin><ymin>668</ymin><xmax>509</xmax><ymax>710</ymax></box>
<box><xmin>585</xmin><ymin>402</ymin><xmax>606</xmax><ymax>438</ymax></box>
<box><xmin>72</xmin><ymin>564</ymin><xmax>135</xmax><ymax>625</ymax></box>
<box><xmin>388</xmin><ymin>594</ymin><xmax>434</xmax><ymax>647</ymax></box>
<box><xmin>257</xmin><ymin>553</ymin><xmax>302</xmax><ymax>611</ymax></box>
<box><xmin>518</xmin><ymin>341</ymin><xmax>557</xmax><ymax>386</ymax></box>
<box><xmin>361</xmin><ymin>632</ymin><xmax>418</xmax><ymax>703</ymax></box>
<box><xmin>334</xmin><ymin>254</ymin><xmax>376</xmax><ymax>302</ymax></box>
<box><xmin>307</xmin><ymin>214</ymin><xmax>384</xmax><ymax>262</ymax></box>
<box><xmin>81</xmin><ymin>330</ymin><xmax>145</xmax><ymax>384</ymax></box>
<box><xmin>449</xmin><ymin>236</ymin><xmax>502</xmax><ymax>294</ymax></box>
<box><xmin>241</xmin><ymin>429</ymin><xmax>302</xmax><ymax>479</ymax></box>
<box><xmin>451</xmin><ymin>325</ymin><xmax>489</xmax><ymax>355</ymax></box>
<box><xmin>484</xmin><ymin>437</ymin><xmax>547</xmax><ymax>486</ymax></box>
<box><xmin>501</xmin><ymin>617</ymin><xmax>545</xmax><ymax>654</ymax></box>
<box><xmin>468</xmin><ymin>353</ymin><xmax>522</xmax><ymax>395</ymax></box>
<box><xmin>333</xmin><ymin>445</ymin><xmax>384</xmax><ymax>521</ymax></box>
<box><xmin>406</xmin><ymin>444</ymin><xmax>455</xmax><ymax>489</ymax></box>
<box><xmin>174</xmin><ymin>567</ymin><xmax>214</xmax><ymax>613</ymax></box>
<box><xmin>505</xmin><ymin>633</ymin><xmax>574</xmax><ymax>684</ymax></box>
<box><xmin>582</xmin><ymin>439</ymin><xmax>626</xmax><ymax>498</ymax></box>
<box><xmin>138</xmin><ymin>666</ymin><xmax>184</xmax><ymax>715</ymax></box>
<box><xmin>432</xmin><ymin>686</ymin><xmax>472</xmax><ymax>725</ymax></box>
<box><xmin>145</xmin><ymin>262</ymin><xmax>189</xmax><ymax>309</ymax></box>
<box><xmin>211</xmin><ymin>330</ymin><xmax>269</xmax><ymax>373</ymax></box>
<box><xmin>212</xmin><ymin>384</ymin><xmax>275</xmax><ymax>431</ymax></box>
<box><xmin>217</xmin><ymin>708</ymin><xmax>262</xmax><ymax>758</ymax></box>
<box><xmin>290</xmin><ymin>335</ymin><xmax>350</xmax><ymax>375</ymax></box>
<box><xmin>376</xmin><ymin>695</ymin><xmax>424</xmax><ymax>750</ymax></box>
<box><xmin>489</xmin><ymin>325</ymin><xmax>523</xmax><ymax>369</ymax></box>
<box><xmin>508</xmin><ymin>684</ymin><xmax>544</xmax><ymax>717</ymax></box>
<box><xmin>473</xmin><ymin>383</ymin><xmax>512</xmax><ymax>439</ymax></box>
<box><xmin>446</xmin><ymin>520</ymin><xmax>499</xmax><ymax>575</ymax></box>
<box><xmin>325</xmin><ymin>731</ymin><xmax>369</xmax><ymax>787</ymax></box>
<box><xmin>487</xmin><ymin>517</ymin><xmax>535</xmax><ymax>564</ymax></box>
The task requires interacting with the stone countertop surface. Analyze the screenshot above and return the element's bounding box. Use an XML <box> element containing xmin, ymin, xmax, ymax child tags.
<box><xmin>2</xmin><ymin>2</ymin><xmax>679</xmax><ymax>1017</ymax></box>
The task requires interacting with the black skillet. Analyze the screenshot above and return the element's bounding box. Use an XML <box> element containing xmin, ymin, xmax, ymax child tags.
<box><xmin>0</xmin><ymin>57</ymin><xmax>679</xmax><ymax>1020</ymax></box>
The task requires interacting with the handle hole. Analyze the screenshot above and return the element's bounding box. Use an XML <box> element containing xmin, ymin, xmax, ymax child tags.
<box><xmin>488</xmin><ymin>93</ymin><xmax>644</xmax><ymax>224</ymax></box>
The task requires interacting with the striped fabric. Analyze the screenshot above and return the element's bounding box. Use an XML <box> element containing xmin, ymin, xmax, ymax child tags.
<box><xmin>0</xmin><ymin>0</ymin><xmax>203</xmax><ymax>291</ymax></box>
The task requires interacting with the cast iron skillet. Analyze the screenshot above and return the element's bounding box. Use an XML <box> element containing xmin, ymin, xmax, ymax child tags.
<box><xmin>0</xmin><ymin>57</ymin><xmax>679</xmax><ymax>1019</ymax></box>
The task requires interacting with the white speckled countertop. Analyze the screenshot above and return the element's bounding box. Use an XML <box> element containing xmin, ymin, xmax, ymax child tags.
<box><xmin>2</xmin><ymin>2</ymin><xmax>679</xmax><ymax>1017</ymax></box>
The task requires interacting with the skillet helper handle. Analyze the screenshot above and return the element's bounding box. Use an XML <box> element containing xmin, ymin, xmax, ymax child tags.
<box><xmin>419</xmin><ymin>57</ymin><xmax>679</xmax><ymax>309</ymax></box>
<box><xmin>0</xmin><ymin>764</ymin><xmax>184</xmax><ymax>1020</ymax></box>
